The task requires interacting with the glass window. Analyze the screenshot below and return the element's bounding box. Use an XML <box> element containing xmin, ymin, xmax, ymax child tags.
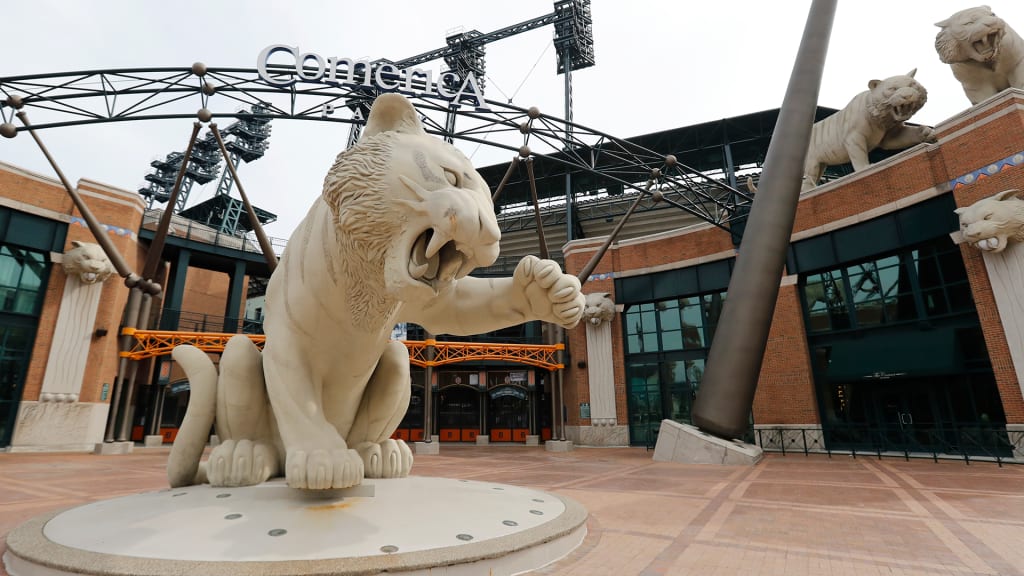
<box><xmin>803</xmin><ymin>271</ymin><xmax>848</xmax><ymax>332</ymax></box>
<box><xmin>0</xmin><ymin>250</ymin><xmax>21</xmax><ymax>288</ymax></box>
<box><xmin>661</xmin><ymin>330</ymin><xmax>683</xmax><ymax>351</ymax></box>
<box><xmin>0</xmin><ymin>247</ymin><xmax>48</xmax><ymax>316</ymax></box>
<box><xmin>680</xmin><ymin>297</ymin><xmax>704</xmax><ymax>349</ymax></box>
<box><xmin>802</xmin><ymin>237</ymin><xmax>974</xmax><ymax>332</ymax></box>
<box><xmin>703</xmin><ymin>292</ymin><xmax>726</xmax><ymax>343</ymax></box>
<box><xmin>658</xmin><ymin>300</ymin><xmax>680</xmax><ymax>331</ymax></box>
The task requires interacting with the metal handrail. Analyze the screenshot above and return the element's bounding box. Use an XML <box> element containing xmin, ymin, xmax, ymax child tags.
<box><xmin>141</xmin><ymin>209</ymin><xmax>288</xmax><ymax>256</ymax></box>
<box><xmin>755</xmin><ymin>423</ymin><xmax>1021</xmax><ymax>467</ymax></box>
<box><xmin>158</xmin><ymin>307</ymin><xmax>263</xmax><ymax>334</ymax></box>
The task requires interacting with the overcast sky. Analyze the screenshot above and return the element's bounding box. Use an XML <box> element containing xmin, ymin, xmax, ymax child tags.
<box><xmin>3</xmin><ymin>1</ymin><xmax>1022</xmax><ymax>239</ymax></box>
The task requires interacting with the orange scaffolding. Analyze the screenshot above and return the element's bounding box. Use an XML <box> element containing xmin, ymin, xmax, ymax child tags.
<box><xmin>120</xmin><ymin>329</ymin><xmax>564</xmax><ymax>370</ymax></box>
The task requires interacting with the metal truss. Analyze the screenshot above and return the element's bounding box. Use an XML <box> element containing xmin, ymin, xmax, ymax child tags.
<box><xmin>0</xmin><ymin>67</ymin><xmax>752</xmax><ymax>229</ymax></box>
<box><xmin>120</xmin><ymin>329</ymin><xmax>563</xmax><ymax>369</ymax></box>
<box><xmin>118</xmin><ymin>328</ymin><xmax>266</xmax><ymax>360</ymax></box>
<box><xmin>405</xmin><ymin>340</ymin><xmax>563</xmax><ymax>371</ymax></box>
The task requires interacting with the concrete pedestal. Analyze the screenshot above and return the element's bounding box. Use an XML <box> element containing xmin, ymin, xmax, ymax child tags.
<box><xmin>525</xmin><ymin>435</ymin><xmax>540</xmax><ymax>446</ymax></box>
<box><xmin>414</xmin><ymin>441</ymin><xmax>439</xmax><ymax>455</ymax></box>
<box><xmin>3</xmin><ymin>477</ymin><xmax>587</xmax><ymax>576</ymax></box>
<box><xmin>93</xmin><ymin>441</ymin><xmax>133</xmax><ymax>455</ymax></box>
<box><xmin>544</xmin><ymin>440</ymin><xmax>573</xmax><ymax>452</ymax></box>
<box><xmin>475</xmin><ymin>435</ymin><xmax>490</xmax><ymax>445</ymax></box>
<box><xmin>652</xmin><ymin>420</ymin><xmax>762</xmax><ymax>465</ymax></box>
<box><xmin>143</xmin><ymin>435</ymin><xmax>164</xmax><ymax>448</ymax></box>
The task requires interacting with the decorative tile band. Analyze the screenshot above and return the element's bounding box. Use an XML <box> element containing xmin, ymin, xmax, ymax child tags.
<box><xmin>70</xmin><ymin>216</ymin><xmax>137</xmax><ymax>240</ymax></box>
<box><xmin>586</xmin><ymin>272</ymin><xmax>615</xmax><ymax>282</ymax></box>
<box><xmin>950</xmin><ymin>151</ymin><xmax>1024</xmax><ymax>190</ymax></box>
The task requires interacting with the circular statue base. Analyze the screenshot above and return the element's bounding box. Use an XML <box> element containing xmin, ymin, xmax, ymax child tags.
<box><xmin>4</xmin><ymin>477</ymin><xmax>587</xmax><ymax>576</ymax></box>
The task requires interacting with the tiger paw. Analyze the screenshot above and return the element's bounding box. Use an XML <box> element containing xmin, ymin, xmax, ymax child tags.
<box><xmin>285</xmin><ymin>446</ymin><xmax>364</xmax><ymax>489</ymax></box>
<box><xmin>207</xmin><ymin>439</ymin><xmax>278</xmax><ymax>487</ymax></box>
<box><xmin>356</xmin><ymin>439</ymin><xmax>414</xmax><ymax>478</ymax></box>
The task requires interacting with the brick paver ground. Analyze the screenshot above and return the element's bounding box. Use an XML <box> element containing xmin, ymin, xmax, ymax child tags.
<box><xmin>2</xmin><ymin>446</ymin><xmax>1023</xmax><ymax>575</ymax></box>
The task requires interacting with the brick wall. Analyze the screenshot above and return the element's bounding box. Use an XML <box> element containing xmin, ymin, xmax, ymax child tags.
<box><xmin>752</xmin><ymin>282</ymin><xmax>818</xmax><ymax>424</ymax></box>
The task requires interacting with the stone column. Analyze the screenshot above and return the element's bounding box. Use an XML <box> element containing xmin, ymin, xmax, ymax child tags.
<box><xmin>39</xmin><ymin>275</ymin><xmax>105</xmax><ymax>403</ymax></box>
<box><xmin>568</xmin><ymin>292</ymin><xmax>627</xmax><ymax>446</ymax></box>
<box><xmin>978</xmin><ymin>241</ymin><xmax>1024</xmax><ymax>403</ymax></box>
<box><xmin>585</xmin><ymin>319</ymin><xmax>616</xmax><ymax>426</ymax></box>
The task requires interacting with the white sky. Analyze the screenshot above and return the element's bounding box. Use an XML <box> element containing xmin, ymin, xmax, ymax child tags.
<box><xmin>2</xmin><ymin>1</ymin><xmax>1022</xmax><ymax>239</ymax></box>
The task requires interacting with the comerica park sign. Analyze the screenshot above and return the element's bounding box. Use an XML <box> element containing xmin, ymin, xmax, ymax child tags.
<box><xmin>256</xmin><ymin>44</ymin><xmax>490</xmax><ymax>113</ymax></box>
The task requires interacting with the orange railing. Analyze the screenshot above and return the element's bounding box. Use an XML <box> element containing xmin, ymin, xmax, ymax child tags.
<box><xmin>120</xmin><ymin>330</ymin><xmax>563</xmax><ymax>370</ymax></box>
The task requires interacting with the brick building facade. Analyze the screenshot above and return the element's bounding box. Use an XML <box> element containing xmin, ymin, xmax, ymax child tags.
<box><xmin>561</xmin><ymin>89</ymin><xmax>1024</xmax><ymax>457</ymax></box>
<box><xmin>0</xmin><ymin>162</ymin><xmax>245</xmax><ymax>451</ymax></box>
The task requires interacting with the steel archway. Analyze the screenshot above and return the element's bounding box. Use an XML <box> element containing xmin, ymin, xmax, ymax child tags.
<box><xmin>0</xmin><ymin>66</ymin><xmax>752</xmax><ymax>229</ymax></box>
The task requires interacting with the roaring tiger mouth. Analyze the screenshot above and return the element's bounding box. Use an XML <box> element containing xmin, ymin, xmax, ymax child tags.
<box><xmin>891</xmin><ymin>104</ymin><xmax>915</xmax><ymax>121</ymax></box>
<box><xmin>407</xmin><ymin>228</ymin><xmax>469</xmax><ymax>290</ymax></box>
<box><xmin>973</xmin><ymin>31</ymin><xmax>1000</xmax><ymax>60</ymax></box>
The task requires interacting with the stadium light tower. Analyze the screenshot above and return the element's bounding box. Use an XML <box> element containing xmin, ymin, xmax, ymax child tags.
<box><xmin>139</xmin><ymin>103</ymin><xmax>276</xmax><ymax>236</ymax></box>
<box><xmin>553</xmin><ymin>0</ymin><xmax>595</xmax><ymax>241</ymax></box>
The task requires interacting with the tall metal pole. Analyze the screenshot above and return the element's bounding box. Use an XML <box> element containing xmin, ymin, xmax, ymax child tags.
<box><xmin>422</xmin><ymin>334</ymin><xmax>435</xmax><ymax>443</ymax></box>
<box><xmin>691</xmin><ymin>0</ymin><xmax>837</xmax><ymax>440</ymax></box>
<box><xmin>562</xmin><ymin>48</ymin><xmax>575</xmax><ymax>243</ymax></box>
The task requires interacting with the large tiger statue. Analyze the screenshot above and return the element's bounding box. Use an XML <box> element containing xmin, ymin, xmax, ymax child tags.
<box><xmin>168</xmin><ymin>94</ymin><xmax>586</xmax><ymax>490</ymax></box>
<box><xmin>955</xmin><ymin>189</ymin><xmax>1024</xmax><ymax>252</ymax></box>
<box><xmin>802</xmin><ymin>69</ymin><xmax>935</xmax><ymax>192</ymax></box>
<box><xmin>935</xmin><ymin>6</ymin><xmax>1024</xmax><ymax>105</ymax></box>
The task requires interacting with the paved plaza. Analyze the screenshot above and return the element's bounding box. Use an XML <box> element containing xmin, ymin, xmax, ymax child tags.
<box><xmin>1</xmin><ymin>446</ymin><xmax>1023</xmax><ymax>575</ymax></box>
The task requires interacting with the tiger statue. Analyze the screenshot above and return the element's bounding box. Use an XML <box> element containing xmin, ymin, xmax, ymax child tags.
<box><xmin>802</xmin><ymin>69</ymin><xmax>935</xmax><ymax>192</ymax></box>
<box><xmin>955</xmin><ymin>189</ymin><xmax>1024</xmax><ymax>252</ymax></box>
<box><xmin>169</xmin><ymin>94</ymin><xmax>586</xmax><ymax>490</ymax></box>
<box><xmin>935</xmin><ymin>6</ymin><xmax>1024</xmax><ymax>105</ymax></box>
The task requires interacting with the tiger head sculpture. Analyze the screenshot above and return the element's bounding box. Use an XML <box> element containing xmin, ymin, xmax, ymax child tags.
<box><xmin>62</xmin><ymin>241</ymin><xmax>115</xmax><ymax>285</ymax></box>
<box><xmin>955</xmin><ymin>189</ymin><xmax>1024</xmax><ymax>253</ymax></box>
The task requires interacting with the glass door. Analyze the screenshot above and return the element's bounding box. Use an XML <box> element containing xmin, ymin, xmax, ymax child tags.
<box><xmin>437</xmin><ymin>386</ymin><xmax>479</xmax><ymax>441</ymax></box>
<box><xmin>626</xmin><ymin>360</ymin><xmax>661</xmax><ymax>446</ymax></box>
<box><xmin>626</xmin><ymin>355</ymin><xmax>706</xmax><ymax>446</ymax></box>
<box><xmin>0</xmin><ymin>322</ymin><xmax>35</xmax><ymax>447</ymax></box>
<box><xmin>873</xmin><ymin>380</ymin><xmax>950</xmax><ymax>453</ymax></box>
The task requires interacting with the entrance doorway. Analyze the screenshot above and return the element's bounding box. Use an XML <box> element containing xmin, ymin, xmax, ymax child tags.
<box><xmin>625</xmin><ymin>355</ymin><xmax>703</xmax><ymax>446</ymax></box>
<box><xmin>437</xmin><ymin>386</ymin><xmax>479</xmax><ymax>442</ymax></box>
<box><xmin>0</xmin><ymin>322</ymin><xmax>35</xmax><ymax>447</ymax></box>
<box><xmin>824</xmin><ymin>375</ymin><xmax>1009</xmax><ymax>456</ymax></box>
<box><xmin>874</xmin><ymin>381</ymin><xmax>952</xmax><ymax>452</ymax></box>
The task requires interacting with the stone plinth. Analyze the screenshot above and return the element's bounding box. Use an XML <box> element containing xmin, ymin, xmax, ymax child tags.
<box><xmin>8</xmin><ymin>402</ymin><xmax>108</xmax><ymax>452</ymax></box>
<box><xmin>144</xmin><ymin>435</ymin><xmax>164</xmax><ymax>448</ymax></box>
<box><xmin>525</xmin><ymin>435</ymin><xmax>539</xmax><ymax>446</ymax></box>
<box><xmin>3</xmin><ymin>477</ymin><xmax>587</xmax><ymax>576</ymax></box>
<box><xmin>93</xmin><ymin>441</ymin><xmax>133</xmax><ymax>455</ymax></box>
<box><xmin>564</xmin><ymin>425</ymin><xmax>629</xmax><ymax>447</ymax></box>
<box><xmin>476</xmin><ymin>435</ymin><xmax>490</xmax><ymax>445</ymax></box>
<box><xmin>414</xmin><ymin>441</ymin><xmax>439</xmax><ymax>455</ymax></box>
<box><xmin>544</xmin><ymin>440</ymin><xmax>573</xmax><ymax>452</ymax></box>
<box><xmin>652</xmin><ymin>420</ymin><xmax>762</xmax><ymax>465</ymax></box>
